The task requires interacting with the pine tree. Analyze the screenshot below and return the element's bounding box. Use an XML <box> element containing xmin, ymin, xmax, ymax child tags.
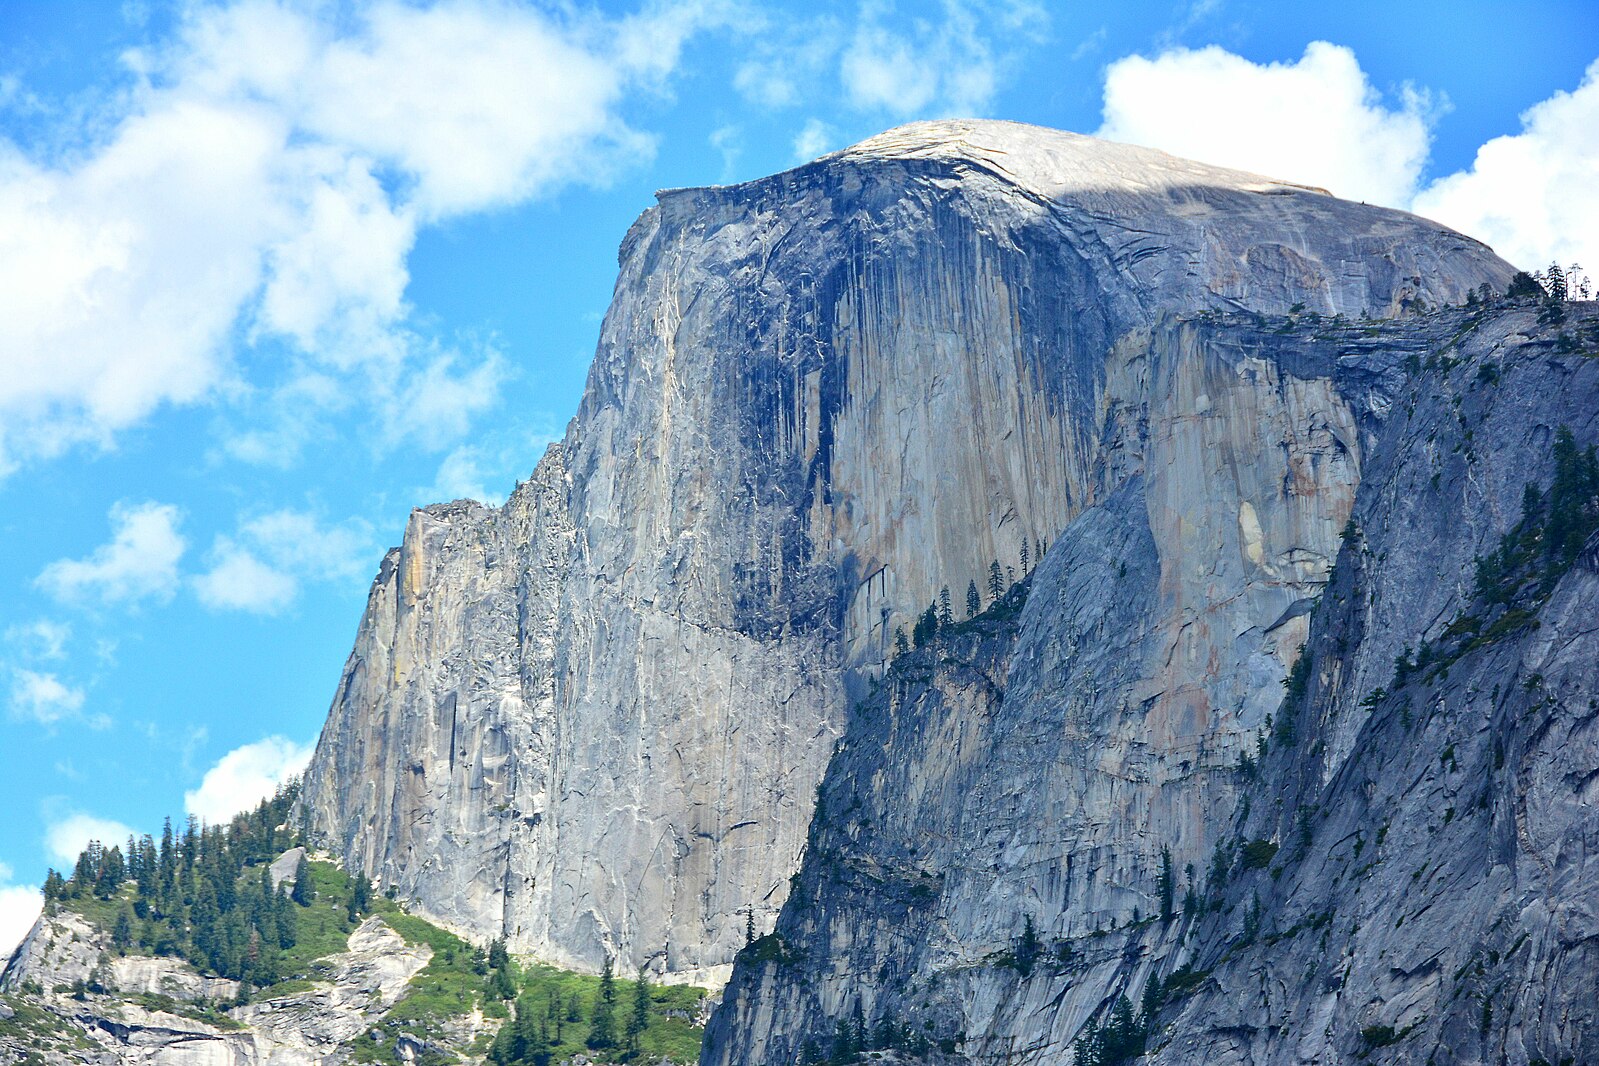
<box><xmin>98</xmin><ymin>844</ymin><xmax>126</xmax><ymax>898</ymax></box>
<box><xmin>626</xmin><ymin>966</ymin><xmax>651</xmax><ymax>1055</ymax></box>
<box><xmin>1014</xmin><ymin>913</ymin><xmax>1040</xmax><ymax>977</ymax></box>
<box><xmin>893</xmin><ymin>626</ymin><xmax>909</xmax><ymax>655</ymax></box>
<box><xmin>1020</xmin><ymin>539</ymin><xmax>1029</xmax><ymax>573</ymax></box>
<box><xmin>159</xmin><ymin>818</ymin><xmax>175</xmax><ymax>889</ymax></box>
<box><xmin>486</xmin><ymin>938</ymin><xmax>517</xmax><ymax>1000</ymax></box>
<box><xmin>1139</xmin><ymin>972</ymin><xmax>1162</xmax><ymax>1029</ymax></box>
<box><xmin>274</xmin><ymin>886</ymin><xmax>298</xmax><ymax>948</ymax></box>
<box><xmin>871</xmin><ymin>1014</ymin><xmax>900</xmax><ymax>1051</ymax></box>
<box><xmin>112</xmin><ymin>904</ymin><xmax>134</xmax><ymax>954</ymax></box>
<box><xmin>988</xmin><ymin>559</ymin><xmax>1004</xmax><ymax>602</ymax></box>
<box><xmin>490</xmin><ymin>957</ymin><xmax>518</xmax><ymax>1000</ymax></box>
<box><xmin>1105</xmin><ymin>994</ymin><xmax>1143</xmax><ymax>1064</ymax></box>
<box><xmin>966</xmin><ymin>580</ymin><xmax>980</xmax><ymax>618</ymax></box>
<box><xmin>290</xmin><ymin>852</ymin><xmax>315</xmax><ymax>906</ymax></box>
<box><xmin>1546</xmin><ymin>260</ymin><xmax>1569</xmax><ymax>301</ymax></box>
<box><xmin>1158</xmin><ymin>847</ymin><xmax>1175</xmax><ymax>922</ymax></box>
<box><xmin>1507</xmin><ymin>271</ymin><xmax>1543</xmax><ymax>300</ymax></box>
<box><xmin>830</xmin><ymin>1018</ymin><xmax>856</xmax><ymax>1065</ymax></box>
<box><xmin>587</xmin><ymin>955</ymin><xmax>617</xmax><ymax>1048</ymax></box>
<box><xmin>745</xmin><ymin>905</ymin><xmax>756</xmax><ymax>945</ymax></box>
<box><xmin>347</xmin><ymin>872</ymin><xmax>372</xmax><ymax>923</ymax></box>
<box><xmin>938</xmin><ymin>586</ymin><xmax>953</xmax><ymax>626</ymax></box>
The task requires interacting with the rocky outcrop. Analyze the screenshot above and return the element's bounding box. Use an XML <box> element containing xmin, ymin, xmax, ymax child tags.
<box><xmin>109</xmin><ymin>956</ymin><xmax>239</xmax><ymax>1004</ymax></box>
<box><xmin>3</xmin><ymin>910</ymin><xmax>106</xmax><ymax>995</ymax></box>
<box><xmin>703</xmin><ymin>302</ymin><xmax>1599</xmax><ymax>1065</ymax></box>
<box><xmin>297</xmin><ymin>118</ymin><xmax>1514</xmax><ymax>987</ymax></box>
<box><xmin>0</xmin><ymin>911</ymin><xmax>430</xmax><ymax>1065</ymax></box>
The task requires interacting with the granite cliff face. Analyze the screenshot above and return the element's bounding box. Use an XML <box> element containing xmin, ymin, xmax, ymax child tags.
<box><xmin>297</xmin><ymin>119</ymin><xmax>1517</xmax><ymax>996</ymax></box>
<box><xmin>704</xmin><ymin>302</ymin><xmax>1599</xmax><ymax>1066</ymax></box>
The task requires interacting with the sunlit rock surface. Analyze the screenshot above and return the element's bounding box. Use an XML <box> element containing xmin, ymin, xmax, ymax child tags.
<box><xmin>296</xmin><ymin>118</ymin><xmax>1515</xmax><ymax>994</ymax></box>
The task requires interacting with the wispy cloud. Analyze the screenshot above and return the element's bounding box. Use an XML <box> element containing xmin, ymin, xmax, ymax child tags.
<box><xmin>8</xmin><ymin>669</ymin><xmax>88</xmax><ymax>726</ymax></box>
<box><xmin>44</xmin><ymin>811</ymin><xmax>137</xmax><ymax>867</ymax></box>
<box><xmin>194</xmin><ymin>507</ymin><xmax>375</xmax><ymax>615</ymax></box>
<box><xmin>5</xmin><ymin>620</ymin><xmax>71</xmax><ymax>661</ymax></box>
<box><xmin>792</xmin><ymin>118</ymin><xmax>836</xmax><ymax>162</ymax></box>
<box><xmin>733</xmin><ymin>1</ymin><xmax>1051</xmax><ymax>123</ymax></box>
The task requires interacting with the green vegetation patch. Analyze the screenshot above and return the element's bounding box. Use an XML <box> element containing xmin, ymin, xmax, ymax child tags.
<box><xmin>481</xmin><ymin>959</ymin><xmax>707</xmax><ymax>1066</ymax></box>
<box><xmin>0</xmin><ymin>993</ymin><xmax>82</xmax><ymax>1048</ymax></box>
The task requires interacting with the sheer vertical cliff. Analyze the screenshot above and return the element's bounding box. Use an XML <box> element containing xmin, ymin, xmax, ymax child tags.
<box><xmin>296</xmin><ymin>118</ymin><xmax>1516</xmax><ymax>991</ymax></box>
<box><xmin>704</xmin><ymin>303</ymin><xmax>1599</xmax><ymax>1066</ymax></box>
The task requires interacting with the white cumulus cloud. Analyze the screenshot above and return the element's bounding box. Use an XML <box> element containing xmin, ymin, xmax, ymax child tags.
<box><xmin>1098</xmin><ymin>41</ymin><xmax>1436</xmax><ymax>207</ymax></box>
<box><xmin>0</xmin><ymin>0</ymin><xmax>719</xmax><ymax>476</ymax></box>
<box><xmin>45</xmin><ymin>812</ymin><xmax>137</xmax><ymax>867</ymax></box>
<box><xmin>185</xmin><ymin>735</ymin><xmax>314</xmax><ymax>824</ymax></box>
<box><xmin>1093</xmin><ymin>42</ymin><xmax>1598</xmax><ymax>273</ymax></box>
<box><xmin>1412</xmin><ymin>58</ymin><xmax>1599</xmax><ymax>273</ymax></box>
<box><xmin>35</xmin><ymin>501</ymin><xmax>186</xmax><ymax>605</ymax></box>
<box><xmin>0</xmin><ymin>881</ymin><xmax>43</xmax><ymax>965</ymax></box>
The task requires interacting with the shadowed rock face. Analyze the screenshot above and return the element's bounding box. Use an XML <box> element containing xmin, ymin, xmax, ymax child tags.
<box><xmin>296</xmin><ymin>118</ymin><xmax>1515</xmax><ymax>988</ymax></box>
<box><xmin>704</xmin><ymin>303</ymin><xmax>1599</xmax><ymax>1066</ymax></box>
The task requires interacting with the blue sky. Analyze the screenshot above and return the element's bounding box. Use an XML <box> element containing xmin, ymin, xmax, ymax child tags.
<box><xmin>1</xmin><ymin>0</ymin><xmax>1596</xmax><ymax>953</ymax></box>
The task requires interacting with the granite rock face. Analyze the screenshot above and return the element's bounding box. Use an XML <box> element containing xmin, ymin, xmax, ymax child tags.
<box><xmin>296</xmin><ymin>118</ymin><xmax>1515</xmax><ymax>991</ymax></box>
<box><xmin>704</xmin><ymin>303</ymin><xmax>1599</xmax><ymax>1065</ymax></box>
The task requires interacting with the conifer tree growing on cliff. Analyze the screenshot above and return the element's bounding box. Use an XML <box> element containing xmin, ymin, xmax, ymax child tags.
<box><xmin>1014</xmin><ymin>913</ymin><xmax>1040</xmax><ymax>977</ymax></box>
<box><xmin>966</xmin><ymin>580</ymin><xmax>980</xmax><ymax>618</ymax></box>
<box><xmin>290</xmin><ymin>853</ymin><xmax>314</xmax><ymax>906</ymax></box>
<box><xmin>346</xmin><ymin>872</ymin><xmax>372</xmax><ymax>923</ymax></box>
<box><xmin>938</xmin><ymin>586</ymin><xmax>953</xmax><ymax>626</ymax></box>
<box><xmin>988</xmin><ymin>559</ymin><xmax>1005</xmax><ymax>602</ymax></box>
<box><xmin>1158</xmin><ymin>847</ymin><xmax>1175</xmax><ymax>922</ymax></box>
<box><xmin>626</xmin><ymin>966</ymin><xmax>651</xmax><ymax>1055</ymax></box>
<box><xmin>587</xmin><ymin>955</ymin><xmax>617</xmax><ymax>1048</ymax></box>
<box><xmin>487</xmin><ymin>937</ymin><xmax>517</xmax><ymax>1000</ymax></box>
